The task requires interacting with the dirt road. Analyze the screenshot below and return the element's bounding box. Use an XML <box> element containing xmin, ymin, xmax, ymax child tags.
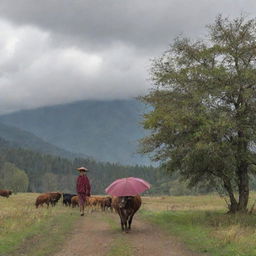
<box><xmin>53</xmin><ymin>211</ymin><xmax>202</xmax><ymax>256</ymax></box>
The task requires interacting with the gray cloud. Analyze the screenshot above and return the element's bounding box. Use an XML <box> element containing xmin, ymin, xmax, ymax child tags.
<box><xmin>0</xmin><ymin>0</ymin><xmax>254</xmax><ymax>50</ymax></box>
<box><xmin>0</xmin><ymin>0</ymin><xmax>255</xmax><ymax>113</ymax></box>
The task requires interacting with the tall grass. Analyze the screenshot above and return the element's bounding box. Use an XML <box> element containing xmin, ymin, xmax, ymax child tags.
<box><xmin>141</xmin><ymin>193</ymin><xmax>256</xmax><ymax>256</ymax></box>
<box><xmin>0</xmin><ymin>193</ymin><xmax>79</xmax><ymax>255</ymax></box>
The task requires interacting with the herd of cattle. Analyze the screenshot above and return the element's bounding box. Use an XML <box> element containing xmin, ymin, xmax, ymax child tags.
<box><xmin>35</xmin><ymin>192</ymin><xmax>113</xmax><ymax>212</ymax></box>
<box><xmin>0</xmin><ymin>189</ymin><xmax>142</xmax><ymax>232</ymax></box>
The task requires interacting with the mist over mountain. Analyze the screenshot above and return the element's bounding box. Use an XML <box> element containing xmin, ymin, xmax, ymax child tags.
<box><xmin>0</xmin><ymin>121</ymin><xmax>81</xmax><ymax>159</ymax></box>
<box><xmin>0</xmin><ymin>99</ymin><xmax>150</xmax><ymax>165</ymax></box>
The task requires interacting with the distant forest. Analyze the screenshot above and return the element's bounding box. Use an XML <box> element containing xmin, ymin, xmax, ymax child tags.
<box><xmin>2</xmin><ymin>136</ymin><xmax>256</xmax><ymax>195</ymax></box>
<box><xmin>0</xmin><ymin>137</ymin><xmax>171</xmax><ymax>194</ymax></box>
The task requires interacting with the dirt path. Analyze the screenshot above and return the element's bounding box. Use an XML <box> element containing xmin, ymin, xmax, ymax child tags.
<box><xmin>54</xmin><ymin>213</ymin><xmax>115</xmax><ymax>256</ymax></box>
<box><xmin>126</xmin><ymin>217</ymin><xmax>201</xmax><ymax>256</ymax></box>
<box><xmin>53</xmin><ymin>211</ymin><xmax>203</xmax><ymax>256</ymax></box>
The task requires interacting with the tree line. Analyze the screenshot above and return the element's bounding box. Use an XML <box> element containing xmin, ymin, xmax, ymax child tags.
<box><xmin>0</xmin><ymin>138</ymin><xmax>175</xmax><ymax>194</ymax></box>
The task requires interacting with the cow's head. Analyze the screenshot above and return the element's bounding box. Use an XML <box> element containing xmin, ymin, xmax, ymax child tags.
<box><xmin>119</xmin><ymin>196</ymin><xmax>134</xmax><ymax>209</ymax></box>
<box><xmin>9</xmin><ymin>190</ymin><xmax>12</xmax><ymax>195</ymax></box>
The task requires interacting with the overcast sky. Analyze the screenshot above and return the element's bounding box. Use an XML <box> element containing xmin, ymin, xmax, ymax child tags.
<box><xmin>0</xmin><ymin>0</ymin><xmax>254</xmax><ymax>113</ymax></box>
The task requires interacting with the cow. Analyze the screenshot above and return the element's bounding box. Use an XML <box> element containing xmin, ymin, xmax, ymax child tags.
<box><xmin>0</xmin><ymin>190</ymin><xmax>12</xmax><ymax>198</ymax></box>
<box><xmin>71</xmin><ymin>195</ymin><xmax>79</xmax><ymax>208</ymax></box>
<box><xmin>35</xmin><ymin>193</ymin><xmax>51</xmax><ymax>208</ymax></box>
<box><xmin>112</xmin><ymin>195</ymin><xmax>141</xmax><ymax>232</ymax></box>
<box><xmin>101</xmin><ymin>196</ymin><xmax>113</xmax><ymax>212</ymax></box>
<box><xmin>48</xmin><ymin>192</ymin><xmax>62</xmax><ymax>206</ymax></box>
<box><xmin>63</xmin><ymin>193</ymin><xmax>77</xmax><ymax>207</ymax></box>
<box><xmin>86</xmin><ymin>196</ymin><xmax>99</xmax><ymax>206</ymax></box>
<box><xmin>84</xmin><ymin>196</ymin><xmax>96</xmax><ymax>212</ymax></box>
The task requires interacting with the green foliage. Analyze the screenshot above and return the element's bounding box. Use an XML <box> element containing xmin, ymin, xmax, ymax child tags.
<box><xmin>0</xmin><ymin>162</ymin><xmax>29</xmax><ymax>192</ymax></box>
<box><xmin>141</xmin><ymin>15</ymin><xmax>256</xmax><ymax>211</ymax></box>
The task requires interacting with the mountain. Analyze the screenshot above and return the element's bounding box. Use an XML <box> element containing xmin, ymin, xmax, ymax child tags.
<box><xmin>0</xmin><ymin>99</ymin><xmax>150</xmax><ymax>165</ymax></box>
<box><xmin>0</xmin><ymin>122</ymin><xmax>82</xmax><ymax>159</ymax></box>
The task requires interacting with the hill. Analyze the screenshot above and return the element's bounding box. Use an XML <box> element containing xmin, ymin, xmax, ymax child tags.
<box><xmin>0</xmin><ymin>99</ymin><xmax>150</xmax><ymax>165</ymax></box>
<box><xmin>0</xmin><ymin>137</ymin><xmax>169</xmax><ymax>194</ymax></box>
<box><xmin>0</xmin><ymin>122</ymin><xmax>81</xmax><ymax>159</ymax></box>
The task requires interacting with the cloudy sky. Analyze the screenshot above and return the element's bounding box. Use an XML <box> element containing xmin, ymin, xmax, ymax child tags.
<box><xmin>0</xmin><ymin>0</ymin><xmax>254</xmax><ymax>113</ymax></box>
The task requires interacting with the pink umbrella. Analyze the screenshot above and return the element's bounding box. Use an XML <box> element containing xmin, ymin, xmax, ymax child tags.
<box><xmin>105</xmin><ymin>177</ymin><xmax>151</xmax><ymax>196</ymax></box>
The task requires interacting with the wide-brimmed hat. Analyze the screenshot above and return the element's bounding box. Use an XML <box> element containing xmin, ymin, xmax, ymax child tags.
<box><xmin>77</xmin><ymin>166</ymin><xmax>89</xmax><ymax>172</ymax></box>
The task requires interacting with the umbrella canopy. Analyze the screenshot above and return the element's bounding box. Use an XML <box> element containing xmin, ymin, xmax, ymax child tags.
<box><xmin>105</xmin><ymin>177</ymin><xmax>151</xmax><ymax>196</ymax></box>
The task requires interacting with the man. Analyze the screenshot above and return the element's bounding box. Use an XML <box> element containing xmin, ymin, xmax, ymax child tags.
<box><xmin>76</xmin><ymin>166</ymin><xmax>91</xmax><ymax>216</ymax></box>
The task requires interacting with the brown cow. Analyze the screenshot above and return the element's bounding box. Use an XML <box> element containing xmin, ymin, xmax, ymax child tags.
<box><xmin>86</xmin><ymin>196</ymin><xmax>96</xmax><ymax>206</ymax></box>
<box><xmin>101</xmin><ymin>196</ymin><xmax>113</xmax><ymax>212</ymax></box>
<box><xmin>35</xmin><ymin>194</ymin><xmax>51</xmax><ymax>208</ymax></box>
<box><xmin>85</xmin><ymin>196</ymin><xmax>99</xmax><ymax>212</ymax></box>
<box><xmin>48</xmin><ymin>192</ymin><xmax>61</xmax><ymax>206</ymax></box>
<box><xmin>71</xmin><ymin>195</ymin><xmax>79</xmax><ymax>208</ymax></box>
<box><xmin>85</xmin><ymin>196</ymin><xmax>103</xmax><ymax>210</ymax></box>
<box><xmin>112</xmin><ymin>195</ymin><xmax>141</xmax><ymax>232</ymax></box>
<box><xmin>0</xmin><ymin>190</ymin><xmax>12</xmax><ymax>198</ymax></box>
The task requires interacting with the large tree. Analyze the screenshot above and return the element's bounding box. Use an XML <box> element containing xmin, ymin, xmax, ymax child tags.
<box><xmin>141</xmin><ymin>16</ymin><xmax>256</xmax><ymax>213</ymax></box>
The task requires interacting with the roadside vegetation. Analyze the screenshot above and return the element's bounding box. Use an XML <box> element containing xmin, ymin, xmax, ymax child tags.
<box><xmin>141</xmin><ymin>194</ymin><xmax>256</xmax><ymax>256</ymax></box>
<box><xmin>0</xmin><ymin>193</ymin><xmax>79</xmax><ymax>256</ymax></box>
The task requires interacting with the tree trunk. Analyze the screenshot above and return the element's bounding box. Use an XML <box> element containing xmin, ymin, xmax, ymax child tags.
<box><xmin>223</xmin><ymin>178</ymin><xmax>238</xmax><ymax>213</ymax></box>
<box><xmin>236</xmin><ymin>129</ymin><xmax>249</xmax><ymax>212</ymax></box>
<box><xmin>237</xmin><ymin>163</ymin><xmax>249</xmax><ymax>212</ymax></box>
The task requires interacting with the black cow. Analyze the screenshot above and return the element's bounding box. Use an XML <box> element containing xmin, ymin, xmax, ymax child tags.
<box><xmin>63</xmin><ymin>193</ymin><xmax>77</xmax><ymax>207</ymax></box>
<box><xmin>112</xmin><ymin>195</ymin><xmax>141</xmax><ymax>232</ymax></box>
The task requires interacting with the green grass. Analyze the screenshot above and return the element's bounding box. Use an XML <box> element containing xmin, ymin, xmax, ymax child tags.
<box><xmin>18</xmin><ymin>213</ymin><xmax>78</xmax><ymax>256</ymax></box>
<box><xmin>0</xmin><ymin>193</ymin><xmax>79</xmax><ymax>256</ymax></box>
<box><xmin>107</xmin><ymin>237</ymin><xmax>133</xmax><ymax>256</ymax></box>
<box><xmin>141</xmin><ymin>209</ymin><xmax>256</xmax><ymax>256</ymax></box>
<box><xmin>3</xmin><ymin>193</ymin><xmax>256</xmax><ymax>256</ymax></box>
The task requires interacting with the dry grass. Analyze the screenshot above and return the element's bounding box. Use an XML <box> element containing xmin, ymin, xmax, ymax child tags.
<box><xmin>141</xmin><ymin>194</ymin><xmax>226</xmax><ymax>212</ymax></box>
<box><xmin>141</xmin><ymin>192</ymin><xmax>256</xmax><ymax>256</ymax></box>
<box><xmin>0</xmin><ymin>193</ymin><xmax>61</xmax><ymax>237</ymax></box>
<box><xmin>142</xmin><ymin>192</ymin><xmax>256</xmax><ymax>212</ymax></box>
<box><xmin>0</xmin><ymin>193</ymin><xmax>49</xmax><ymax>236</ymax></box>
<box><xmin>0</xmin><ymin>193</ymin><xmax>78</xmax><ymax>255</ymax></box>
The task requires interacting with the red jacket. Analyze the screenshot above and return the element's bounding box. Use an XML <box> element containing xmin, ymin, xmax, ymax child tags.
<box><xmin>76</xmin><ymin>175</ymin><xmax>91</xmax><ymax>196</ymax></box>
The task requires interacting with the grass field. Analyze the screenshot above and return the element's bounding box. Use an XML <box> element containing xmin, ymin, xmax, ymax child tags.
<box><xmin>2</xmin><ymin>193</ymin><xmax>256</xmax><ymax>256</ymax></box>
<box><xmin>0</xmin><ymin>193</ymin><xmax>79</xmax><ymax>256</ymax></box>
<box><xmin>141</xmin><ymin>193</ymin><xmax>256</xmax><ymax>256</ymax></box>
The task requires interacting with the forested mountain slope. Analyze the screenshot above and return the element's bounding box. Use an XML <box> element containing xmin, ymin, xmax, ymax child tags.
<box><xmin>0</xmin><ymin>122</ymin><xmax>80</xmax><ymax>159</ymax></box>
<box><xmin>0</xmin><ymin>99</ymin><xmax>149</xmax><ymax>165</ymax></box>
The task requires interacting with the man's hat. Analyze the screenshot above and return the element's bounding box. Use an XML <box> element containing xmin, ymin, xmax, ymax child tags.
<box><xmin>77</xmin><ymin>167</ymin><xmax>89</xmax><ymax>172</ymax></box>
